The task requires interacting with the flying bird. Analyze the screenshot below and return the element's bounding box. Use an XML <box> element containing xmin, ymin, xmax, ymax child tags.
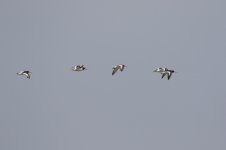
<box><xmin>112</xmin><ymin>64</ymin><xmax>126</xmax><ymax>75</ymax></box>
<box><xmin>71</xmin><ymin>65</ymin><xmax>87</xmax><ymax>71</ymax></box>
<box><xmin>17</xmin><ymin>70</ymin><xmax>32</xmax><ymax>79</ymax></box>
<box><xmin>154</xmin><ymin>68</ymin><xmax>176</xmax><ymax>80</ymax></box>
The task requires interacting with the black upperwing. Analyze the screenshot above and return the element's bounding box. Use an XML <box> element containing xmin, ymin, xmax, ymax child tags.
<box><xmin>161</xmin><ymin>73</ymin><xmax>167</xmax><ymax>79</ymax></box>
<box><xmin>120</xmin><ymin>65</ymin><xmax>125</xmax><ymax>72</ymax></box>
<box><xmin>112</xmin><ymin>66</ymin><xmax>119</xmax><ymax>75</ymax></box>
<box><xmin>167</xmin><ymin>72</ymin><xmax>172</xmax><ymax>80</ymax></box>
<box><xmin>23</xmin><ymin>71</ymin><xmax>31</xmax><ymax>79</ymax></box>
<box><xmin>23</xmin><ymin>71</ymin><xmax>30</xmax><ymax>74</ymax></box>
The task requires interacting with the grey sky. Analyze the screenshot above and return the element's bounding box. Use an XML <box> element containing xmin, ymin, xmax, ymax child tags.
<box><xmin>0</xmin><ymin>0</ymin><xmax>226</xmax><ymax>150</ymax></box>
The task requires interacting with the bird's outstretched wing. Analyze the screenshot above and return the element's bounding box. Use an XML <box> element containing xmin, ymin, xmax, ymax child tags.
<box><xmin>23</xmin><ymin>71</ymin><xmax>31</xmax><ymax>79</ymax></box>
<box><xmin>23</xmin><ymin>71</ymin><xmax>30</xmax><ymax>74</ymax></box>
<box><xmin>112</xmin><ymin>66</ymin><xmax>120</xmax><ymax>75</ymax></box>
<box><xmin>76</xmin><ymin>65</ymin><xmax>81</xmax><ymax>70</ymax></box>
<box><xmin>120</xmin><ymin>65</ymin><xmax>125</xmax><ymax>71</ymax></box>
<box><xmin>167</xmin><ymin>72</ymin><xmax>172</xmax><ymax>80</ymax></box>
<box><xmin>161</xmin><ymin>73</ymin><xmax>167</xmax><ymax>79</ymax></box>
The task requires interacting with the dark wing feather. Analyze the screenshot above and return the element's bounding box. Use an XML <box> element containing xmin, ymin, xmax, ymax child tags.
<box><xmin>23</xmin><ymin>71</ymin><xmax>29</xmax><ymax>74</ymax></box>
<box><xmin>161</xmin><ymin>73</ymin><xmax>166</xmax><ymax>79</ymax></box>
<box><xmin>167</xmin><ymin>72</ymin><xmax>172</xmax><ymax>80</ymax></box>
<box><xmin>112</xmin><ymin>66</ymin><xmax>119</xmax><ymax>75</ymax></box>
<box><xmin>76</xmin><ymin>65</ymin><xmax>81</xmax><ymax>69</ymax></box>
<box><xmin>120</xmin><ymin>65</ymin><xmax>125</xmax><ymax>71</ymax></box>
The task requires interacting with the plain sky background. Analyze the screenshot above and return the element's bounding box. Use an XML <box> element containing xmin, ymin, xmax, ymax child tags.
<box><xmin>0</xmin><ymin>0</ymin><xmax>226</xmax><ymax>150</ymax></box>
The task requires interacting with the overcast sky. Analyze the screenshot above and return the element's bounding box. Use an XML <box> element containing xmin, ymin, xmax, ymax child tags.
<box><xmin>0</xmin><ymin>0</ymin><xmax>226</xmax><ymax>150</ymax></box>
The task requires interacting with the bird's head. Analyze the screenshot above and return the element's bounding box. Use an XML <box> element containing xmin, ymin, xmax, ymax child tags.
<box><xmin>153</xmin><ymin>68</ymin><xmax>161</xmax><ymax>72</ymax></box>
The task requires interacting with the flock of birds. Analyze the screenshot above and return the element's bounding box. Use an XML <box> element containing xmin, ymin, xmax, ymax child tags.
<box><xmin>17</xmin><ymin>64</ymin><xmax>176</xmax><ymax>80</ymax></box>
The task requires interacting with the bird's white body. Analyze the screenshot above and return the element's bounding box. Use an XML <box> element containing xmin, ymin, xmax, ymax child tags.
<box><xmin>154</xmin><ymin>67</ymin><xmax>168</xmax><ymax>73</ymax></box>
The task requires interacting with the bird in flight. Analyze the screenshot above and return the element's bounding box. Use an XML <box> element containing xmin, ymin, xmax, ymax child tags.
<box><xmin>71</xmin><ymin>65</ymin><xmax>87</xmax><ymax>72</ymax></box>
<box><xmin>17</xmin><ymin>70</ymin><xmax>32</xmax><ymax>79</ymax></box>
<box><xmin>154</xmin><ymin>67</ymin><xmax>176</xmax><ymax>80</ymax></box>
<box><xmin>112</xmin><ymin>64</ymin><xmax>127</xmax><ymax>76</ymax></box>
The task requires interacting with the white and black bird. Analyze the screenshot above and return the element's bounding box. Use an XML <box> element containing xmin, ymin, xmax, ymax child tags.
<box><xmin>17</xmin><ymin>70</ymin><xmax>32</xmax><ymax>79</ymax></box>
<box><xmin>112</xmin><ymin>64</ymin><xmax>127</xmax><ymax>75</ymax></box>
<box><xmin>71</xmin><ymin>65</ymin><xmax>87</xmax><ymax>71</ymax></box>
<box><xmin>154</xmin><ymin>68</ymin><xmax>176</xmax><ymax>80</ymax></box>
